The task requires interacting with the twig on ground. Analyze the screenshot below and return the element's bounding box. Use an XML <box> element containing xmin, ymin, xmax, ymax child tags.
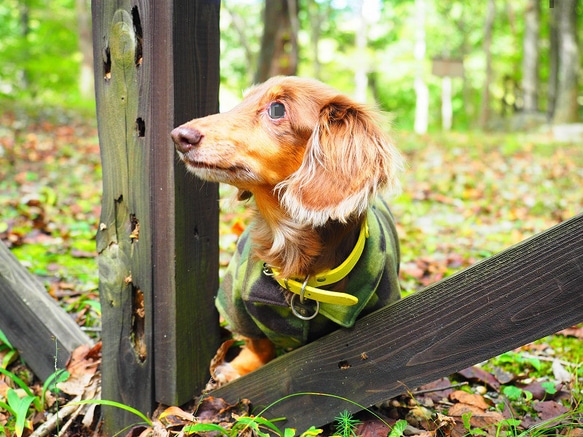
<box><xmin>30</xmin><ymin>398</ymin><xmax>81</xmax><ymax>437</ymax></box>
<box><xmin>58</xmin><ymin>404</ymin><xmax>84</xmax><ymax>436</ymax></box>
<box><xmin>410</xmin><ymin>382</ymin><xmax>469</xmax><ymax>396</ymax></box>
<box><xmin>519</xmin><ymin>353</ymin><xmax>579</xmax><ymax>368</ymax></box>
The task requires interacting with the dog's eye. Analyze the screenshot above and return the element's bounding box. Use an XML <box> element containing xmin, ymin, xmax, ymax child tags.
<box><xmin>268</xmin><ymin>102</ymin><xmax>286</xmax><ymax>119</ymax></box>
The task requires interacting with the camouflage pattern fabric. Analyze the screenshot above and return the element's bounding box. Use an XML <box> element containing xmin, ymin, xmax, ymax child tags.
<box><xmin>216</xmin><ymin>199</ymin><xmax>401</xmax><ymax>350</ymax></box>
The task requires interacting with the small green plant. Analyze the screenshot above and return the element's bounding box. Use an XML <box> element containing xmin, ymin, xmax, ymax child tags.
<box><xmin>71</xmin><ymin>399</ymin><xmax>153</xmax><ymax>428</ymax></box>
<box><xmin>503</xmin><ymin>385</ymin><xmax>533</xmax><ymax>402</ymax></box>
<box><xmin>387</xmin><ymin>420</ymin><xmax>407</xmax><ymax>437</ymax></box>
<box><xmin>462</xmin><ymin>412</ymin><xmax>487</xmax><ymax>436</ymax></box>
<box><xmin>540</xmin><ymin>381</ymin><xmax>557</xmax><ymax>397</ymax></box>
<box><xmin>0</xmin><ymin>367</ymin><xmax>69</xmax><ymax>437</ymax></box>
<box><xmin>333</xmin><ymin>410</ymin><xmax>361</xmax><ymax>437</ymax></box>
<box><xmin>0</xmin><ymin>330</ymin><xmax>18</xmax><ymax>368</ymax></box>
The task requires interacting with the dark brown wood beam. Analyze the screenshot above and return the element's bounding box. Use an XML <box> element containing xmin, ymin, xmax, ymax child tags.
<box><xmin>0</xmin><ymin>241</ymin><xmax>91</xmax><ymax>381</ymax></box>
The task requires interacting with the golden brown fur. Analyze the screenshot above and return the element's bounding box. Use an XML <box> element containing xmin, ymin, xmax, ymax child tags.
<box><xmin>172</xmin><ymin>76</ymin><xmax>402</xmax><ymax>277</ymax></box>
<box><xmin>171</xmin><ymin>76</ymin><xmax>403</xmax><ymax>380</ymax></box>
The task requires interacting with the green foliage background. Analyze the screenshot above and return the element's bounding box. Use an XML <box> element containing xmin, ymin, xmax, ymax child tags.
<box><xmin>1</xmin><ymin>1</ymin><xmax>580</xmax><ymax>128</ymax></box>
<box><xmin>0</xmin><ymin>0</ymin><xmax>93</xmax><ymax>112</ymax></box>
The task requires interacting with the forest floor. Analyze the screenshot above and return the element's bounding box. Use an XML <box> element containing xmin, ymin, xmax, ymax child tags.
<box><xmin>0</xmin><ymin>112</ymin><xmax>581</xmax><ymax>436</ymax></box>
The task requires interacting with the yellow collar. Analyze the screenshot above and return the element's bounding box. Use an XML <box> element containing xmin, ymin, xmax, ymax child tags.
<box><xmin>266</xmin><ymin>218</ymin><xmax>369</xmax><ymax>306</ymax></box>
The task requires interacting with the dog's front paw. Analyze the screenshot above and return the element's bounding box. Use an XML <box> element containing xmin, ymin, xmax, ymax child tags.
<box><xmin>213</xmin><ymin>362</ymin><xmax>242</xmax><ymax>384</ymax></box>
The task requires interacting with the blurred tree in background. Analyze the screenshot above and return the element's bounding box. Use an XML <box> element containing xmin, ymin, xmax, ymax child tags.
<box><xmin>0</xmin><ymin>0</ymin><xmax>580</xmax><ymax>130</ymax></box>
<box><xmin>0</xmin><ymin>0</ymin><xmax>94</xmax><ymax>114</ymax></box>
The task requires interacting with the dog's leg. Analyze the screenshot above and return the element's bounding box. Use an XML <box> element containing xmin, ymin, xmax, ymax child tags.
<box><xmin>214</xmin><ymin>338</ymin><xmax>276</xmax><ymax>383</ymax></box>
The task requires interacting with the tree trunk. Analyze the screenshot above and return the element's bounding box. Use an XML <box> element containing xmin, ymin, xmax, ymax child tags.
<box><xmin>354</xmin><ymin>0</ymin><xmax>369</xmax><ymax>103</ymax></box>
<box><xmin>224</xmin><ymin>1</ymin><xmax>256</xmax><ymax>84</ymax></box>
<box><xmin>307</xmin><ymin>0</ymin><xmax>324</xmax><ymax>80</ymax></box>
<box><xmin>522</xmin><ymin>0</ymin><xmax>539</xmax><ymax>113</ymax></box>
<box><xmin>479</xmin><ymin>0</ymin><xmax>496</xmax><ymax>129</ymax></box>
<box><xmin>456</xmin><ymin>5</ymin><xmax>474</xmax><ymax>124</ymax></box>
<box><xmin>547</xmin><ymin>6</ymin><xmax>559</xmax><ymax>119</ymax></box>
<box><xmin>19</xmin><ymin>0</ymin><xmax>31</xmax><ymax>93</ymax></box>
<box><xmin>76</xmin><ymin>0</ymin><xmax>94</xmax><ymax>100</ymax></box>
<box><xmin>254</xmin><ymin>0</ymin><xmax>299</xmax><ymax>83</ymax></box>
<box><xmin>414</xmin><ymin>0</ymin><xmax>428</xmax><ymax>134</ymax></box>
<box><xmin>553</xmin><ymin>0</ymin><xmax>580</xmax><ymax>124</ymax></box>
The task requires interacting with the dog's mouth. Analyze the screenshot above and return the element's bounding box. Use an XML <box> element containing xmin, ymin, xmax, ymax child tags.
<box><xmin>183</xmin><ymin>158</ymin><xmax>237</xmax><ymax>172</ymax></box>
<box><xmin>178</xmin><ymin>154</ymin><xmax>255</xmax><ymax>184</ymax></box>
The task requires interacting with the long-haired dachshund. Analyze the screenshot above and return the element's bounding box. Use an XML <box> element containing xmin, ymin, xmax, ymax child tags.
<box><xmin>171</xmin><ymin>76</ymin><xmax>403</xmax><ymax>383</ymax></box>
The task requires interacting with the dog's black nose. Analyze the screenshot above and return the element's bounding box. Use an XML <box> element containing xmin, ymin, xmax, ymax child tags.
<box><xmin>171</xmin><ymin>126</ymin><xmax>203</xmax><ymax>154</ymax></box>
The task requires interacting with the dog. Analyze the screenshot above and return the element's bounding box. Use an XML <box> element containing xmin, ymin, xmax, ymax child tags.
<box><xmin>171</xmin><ymin>76</ymin><xmax>403</xmax><ymax>383</ymax></box>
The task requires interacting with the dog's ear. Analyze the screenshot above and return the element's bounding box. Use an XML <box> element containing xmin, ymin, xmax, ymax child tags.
<box><xmin>277</xmin><ymin>97</ymin><xmax>403</xmax><ymax>226</ymax></box>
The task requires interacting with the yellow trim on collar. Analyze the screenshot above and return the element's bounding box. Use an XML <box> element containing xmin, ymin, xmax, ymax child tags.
<box><xmin>270</xmin><ymin>218</ymin><xmax>369</xmax><ymax>306</ymax></box>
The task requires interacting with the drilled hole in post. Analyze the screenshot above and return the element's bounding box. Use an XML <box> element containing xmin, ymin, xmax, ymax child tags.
<box><xmin>131</xmin><ymin>6</ymin><xmax>143</xmax><ymax>67</ymax></box>
<box><xmin>103</xmin><ymin>46</ymin><xmax>112</xmax><ymax>80</ymax></box>
<box><xmin>136</xmin><ymin>118</ymin><xmax>145</xmax><ymax>137</ymax></box>
<box><xmin>130</xmin><ymin>213</ymin><xmax>140</xmax><ymax>242</ymax></box>
<box><xmin>130</xmin><ymin>285</ymin><xmax>147</xmax><ymax>362</ymax></box>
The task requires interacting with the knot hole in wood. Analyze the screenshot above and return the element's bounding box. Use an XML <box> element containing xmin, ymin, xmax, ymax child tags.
<box><xmin>131</xmin><ymin>284</ymin><xmax>147</xmax><ymax>363</ymax></box>
<box><xmin>135</xmin><ymin>118</ymin><xmax>145</xmax><ymax>138</ymax></box>
<box><xmin>130</xmin><ymin>213</ymin><xmax>140</xmax><ymax>242</ymax></box>
<box><xmin>103</xmin><ymin>45</ymin><xmax>111</xmax><ymax>80</ymax></box>
<box><xmin>131</xmin><ymin>6</ymin><xmax>143</xmax><ymax>68</ymax></box>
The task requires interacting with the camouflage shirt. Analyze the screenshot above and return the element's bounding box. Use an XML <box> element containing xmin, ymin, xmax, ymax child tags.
<box><xmin>216</xmin><ymin>199</ymin><xmax>401</xmax><ymax>350</ymax></box>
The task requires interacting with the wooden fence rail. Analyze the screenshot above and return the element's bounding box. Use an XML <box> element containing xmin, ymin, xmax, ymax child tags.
<box><xmin>212</xmin><ymin>213</ymin><xmax>583</xmax><ymax>431</ymax></box>
<box><xmin>0</xmin><ymin>241</ymin><xmax>91</xmax><ymax>380</ymax></box>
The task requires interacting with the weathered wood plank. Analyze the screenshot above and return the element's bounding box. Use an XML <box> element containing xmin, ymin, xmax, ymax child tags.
<box><xmin>92</xmin><ymin>1</ymin><xmax>220</xmax><ymax>431</ymax></box>
<box><xmin>148</xmin><ymin>0</ymin><xmax>221</xmax><ymax>406</ymax></box>
<box><xmin>212</xmin><ymin>213</ymin><xmax>583</xmax><ymax>430</ymax></box>
<box><xmin>0</xmin><ymin>241</ymin><xmax>91</xmax><ymax>380</ymax></box>
<box><xmin>92</xmin><ymin>2</ymin><xmax>154</xmax><ymax>432</ymax></box>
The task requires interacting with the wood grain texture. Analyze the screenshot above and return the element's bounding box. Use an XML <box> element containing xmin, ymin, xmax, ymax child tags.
<box><xmin>92</xmin><ymin>1</ymin><xmax>220</xmax><ymax>430</ymax></box>
<box><xmin>149</xmin><ymin>0</ymin><xmax>221</xmax><ymax>406</ymax></box>
<box><xmin>92</xmin><ymin>2</ymin><xmax>154</xmax><ymax>432</ymax></box>
<box><xmin>212</xmin><ymin>213</ymin><xmax>583</xmax><ymax>431</ymax></box>
<box><xmin>0</xmin><ymin>241</ymin><xmax>91</xmax><ymax>380</ymax></box>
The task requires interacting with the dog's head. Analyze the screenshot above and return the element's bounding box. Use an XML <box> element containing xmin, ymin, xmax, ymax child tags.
<box><xmin>171</xmin><ymin>76</ymin><xmax>403</xmax><ymax>226</ymax></box>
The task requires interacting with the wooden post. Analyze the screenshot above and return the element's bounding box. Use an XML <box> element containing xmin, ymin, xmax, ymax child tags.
<box><xmin>91</xmin><ymin>1</ymin><xmax>220</xmax><ymax>433</ymax></box>
<box><xmin>212</xmin><ymin>214</ymin><xmax>583</xmax><ymax>431</ymax></box>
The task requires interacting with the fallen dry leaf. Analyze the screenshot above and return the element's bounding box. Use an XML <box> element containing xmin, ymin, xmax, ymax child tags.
<box><xmin>196</xmin><ymin>396</ymin><xmax>251</xmax><ymax>423</ymax></box>
<box><xmin>57</xmin><ymin>373</ymin><xmax>93</xmax><ymax>396</ymax></box>
<box><xmin>208</xmin><ymin>339</ymin><xmax>236</xmax><ymax>381</ymax></box>
<box><xmin>457</xmin><ymin>366</ymin><xmax>501</xmax><ymax>390</ymax></box>
<box><xmin>448</xmin><ymin>403</ymin><xmax>485</xmax><ymax>416</ymax></box>
<box><xmin>557</xmin><ymin>325</ymin><xmax>583</xmax><ymax>339</ymax></box>
<box><xmin>66</xmin><ymin>342</ymin><xmax>102</xmax><ymax>377</ymax></box>
<box><xmin>415</xmin><ymin>377</ymin><xmax>456</xmax><ymax>403</ymax></box>
<box><xmin>406</xmin><ymin>405</ymin><xmax>433</xmax><ymax>429</ymax></box>
<box><xmin>451</xmin><ymin>411</ymin><xmax>505</xmax><ymax>437</ymax></box>
<box><xmin>449</xmin><ymin>390</ymin><xmax>491</xmax><ymax>410</ymax></box>
<box><xmin>354</xmin><ymin>413</ymin><xmax>395</xmax><ymax>437</ymax></box>
<box><xmin>533</xmin><ymin>400</ymin><xmax>570</xmax><ymax>422</ymax></box>
<box><xmin>158</xmin><ymin>406</ymin><xmax>195</xmax><ymax>427</ymax></box>
<box><xmin>552</xmin><ymin>360</ymin><xmax>572</xmax><ymax>383</ymax></box>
